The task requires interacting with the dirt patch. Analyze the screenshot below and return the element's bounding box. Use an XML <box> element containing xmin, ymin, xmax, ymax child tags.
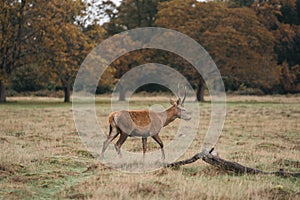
<box><xmin>45</xmin><ymin>156</ymin><xmax>87</xmax><ymax>168</ymax></box>
<box><xmin>200</xmin><ymin>165</ymin><xmax>230</xmax><ymax>176</ymax></box>
<box><xmin>182</xmin><ymin>165</ymin><xmax>228</xmax><ymax>177</ymax></box>
<box><xmin>11</xmin><ymin>175</ymin><xmax>40</xmax><ymax>183</ymax></box>
<box><xmin>255</xmin><ymin>142</ymin><xmax>286</xmax><ymax>151</ymax></box>
<box><xmin>67</xmin><ymin>193</ymin><xmax>86</xmax><ymax>199</ymax></box>
<box><xmin>0</xmin><ymin>137</ymin><xmax>9</xmax><ymax>143</ymax></box>
<box><xmin>154</xmin><ymin>168</ymin><xmax>171</xmax><ymax>176</ymax></box>
<box><xmin>273</xmin><ymin>159</ymin><xmax>300</xmax><ymax>169</ymax></box>
<box><xmin>130</xmin><ymin>182</ymin><xmax>167</xmax><ymax>198</ymax></box>
<box><xmin>76</xmin><ymin>150</ymin><xmax>94</xmax><ymax>158</ymax></box>
<box><xmin>0</xmin><ymin>163</ymin><xmax>25</xmax><ymax>176</ymax></box>
<box><xmin>7</xmin><ymin>131</ymin><xmax>26</xmax><ymax>137</ymax></box>
<box><xmin>255</xmin><ymin>187</ymin><xmax>300</xmax><ymax>200</ymax></box>
<box><xmin>292</xmin><ymin>145</ymin><xmax>300</xmax><ymax>151</ymax></box>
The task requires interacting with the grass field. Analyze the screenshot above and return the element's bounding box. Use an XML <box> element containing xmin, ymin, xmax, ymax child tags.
<box><xmin>0</xmin><ymin>95</ymin><xmax>299</xmax><ymax>199</ymax></box>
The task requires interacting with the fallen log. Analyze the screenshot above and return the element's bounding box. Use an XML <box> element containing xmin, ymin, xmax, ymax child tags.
<box><xmin>165</xmin><ymin>148</ymin><xmax>300</xmax><ymax>178</ymax></box>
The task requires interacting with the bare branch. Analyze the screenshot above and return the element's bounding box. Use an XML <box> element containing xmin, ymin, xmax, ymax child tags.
<box><xmin>165</xmin><ymin>148</ymin><xmax>300</xmax><ymax>177</ymax></box>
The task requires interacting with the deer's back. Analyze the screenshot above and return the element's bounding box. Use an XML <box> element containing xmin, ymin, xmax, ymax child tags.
<box><xmin>110</xmin><ymin>110</ymin><xmax>163</xmax><ymax>136</ymax></box>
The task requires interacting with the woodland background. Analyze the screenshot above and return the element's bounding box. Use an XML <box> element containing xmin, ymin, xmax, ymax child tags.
<box><xmin>1</xmin><ymin>0</ymin><xmax>300</xmax><ymax>103</ymax></box>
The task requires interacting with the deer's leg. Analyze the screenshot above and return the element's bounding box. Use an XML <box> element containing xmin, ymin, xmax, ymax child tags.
<box><xmin>142</xmin><ymin>137</ymin><xmax>147</xmax><ymax>160</ymax></box>
<box><xmin>100</xmin><ymin>125</ymin><xmax>119</xmax><ymax>159</ymax></box>
<box><xmin>152</xmin><ymin>135</ymin><xmax>165</xmax><ymax>160</ymax></box>
<box><xmin>114</xmin><ymin>132</ymin><xmax>128</xmax><ymax>157</ymax></box>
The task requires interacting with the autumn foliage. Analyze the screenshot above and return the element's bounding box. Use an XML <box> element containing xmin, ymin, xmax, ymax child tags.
<box><xmin>0</xmin><ymin>0</ymin><xmax>300</xmax><ymax>102</ymax></box>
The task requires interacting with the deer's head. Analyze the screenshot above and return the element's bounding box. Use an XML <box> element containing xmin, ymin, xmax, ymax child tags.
<box><xmin>169</xmin><ymin>87</ymin><xmax>191</xmax><ymax>121</ymax></box>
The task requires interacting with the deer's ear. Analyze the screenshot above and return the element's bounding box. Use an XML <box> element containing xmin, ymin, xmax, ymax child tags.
<box><xmin>170</xmin><ymin>99</ymin><xmax>176</xmax><ymax>106</ymax></box>
<box><xmin>176</xmin><ymin>98</ymin><xmax>181</xmax><ymax>105</ymax></box>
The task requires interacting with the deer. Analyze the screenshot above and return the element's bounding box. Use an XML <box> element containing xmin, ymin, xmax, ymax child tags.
<box><xmin>100</xmin><ymin>87</ymin><xmax>191</xmax><ymax>161</ymax></box>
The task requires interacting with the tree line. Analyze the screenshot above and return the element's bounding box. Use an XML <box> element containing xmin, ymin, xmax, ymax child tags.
<box><xmin>0</xmin><ymin>0</ymin><xmax>299</xmax><ymax>102</ymax></box>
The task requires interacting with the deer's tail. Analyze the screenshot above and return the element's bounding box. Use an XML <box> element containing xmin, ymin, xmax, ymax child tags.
<box><xmin>108</xmin><ymin>112</ymin><xmax>117</xmax><ymax>137</ymax></box>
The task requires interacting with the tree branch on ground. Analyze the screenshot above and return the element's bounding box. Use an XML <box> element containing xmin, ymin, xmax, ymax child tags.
<box><xmin>165</xmin><ymin>148</ymin><xmax>300</xmax><ymax>178</ymax></box>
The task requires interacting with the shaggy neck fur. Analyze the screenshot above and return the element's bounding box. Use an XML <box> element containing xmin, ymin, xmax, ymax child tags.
<box><xmin>161</xmin><ymin>106</ymin><xmax>178</xmax><ymax>127</ymax></box>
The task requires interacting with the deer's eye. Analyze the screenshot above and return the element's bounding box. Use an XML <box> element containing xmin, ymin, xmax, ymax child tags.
<box><xmin>177</xmin><ymin>106</ymin><xmax>185</xmax><ymax>111</ymax></box>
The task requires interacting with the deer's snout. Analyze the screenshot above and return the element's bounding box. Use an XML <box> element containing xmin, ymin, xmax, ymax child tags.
<box><xmin>181</xmin><ymin>110</ymin><xmax>192</xmax><ymax>121</ymax></box>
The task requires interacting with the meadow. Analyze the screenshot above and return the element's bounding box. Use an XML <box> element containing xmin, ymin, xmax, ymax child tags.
<box><xmin>0</xmin><ymin>95</ymin><xmax>299</xmax><ymax>199</ymax></box>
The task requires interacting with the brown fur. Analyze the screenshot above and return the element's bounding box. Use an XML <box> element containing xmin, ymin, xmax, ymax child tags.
<box><xmin>128</xmin><ymin>110</ymin><xmax>152</xmax><ymax>127</ymax></box>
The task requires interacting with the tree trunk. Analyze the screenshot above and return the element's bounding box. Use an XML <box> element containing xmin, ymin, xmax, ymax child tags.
<box><xmin>64</xmin><ymin>83</ymin><xmax>71</xmax><ymax>103</ymax></box>
<box><xmin>196</xmin><ymin>78</ymin><xmax>205</xmax><ymax>102</ymax></box>
<box><xmin>0</xmin><ymin>80</ymin><xmax>6</xmax><ymax>103</ymax></box>
<box><xmin>117</xmin><ymin>83</ymin><xmax>126</xmax><ymax>101</ymax></box>
<box><xmin>119</xmin><ymin>86</ymin><xmax>126</xmax><ymax>101</ymax></box>
<box><xmin>134</xmin><ymin>0</ymin><xmax>142</xmax><ymax>27</ymax></box>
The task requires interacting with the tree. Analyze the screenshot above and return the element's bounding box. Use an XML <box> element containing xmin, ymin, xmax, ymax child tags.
<box><xmin>36</xmin><ymin>0</ymin><xmax>98</xmax><ymax>102</ymax></box>
<box><xmin>100</xmin><ymin>0</ymin><xmax>173</xmax><ymax>101</ymax></box>
<box><xmin>108</xmin><ymin>45</ymin><xmax>144</xmax><ymax>101</ymax></box>
<box><xmin>103</xmin><ymin>0</ymin><xmax>170</xmax><ymax>34</ymax></box>
<box><xmin>11</xmin><ymin>64</ymin><xmax>49</xmax><ymax>92</ymax></box>
<box><xmin>0</xmin><ymin>0</ymin><xmax>102</xmax><ymax>102</ymax></box>
<box><xmin>277</xmin><ymin>0</ymin><xmax>300</xmax><ymax>25</ymax></box>
<box><xmin>155</xmin><ymin>0</ymin><xmax>222</xmax><ymax>100</ymax></box>
<box><xmin>228</xmin><ymin>0</ymin><xmax>254</xmax><ymax>7</ymax></box>
<box><xmin>0</xmin><ymin>0</ymin><xmax>37</xmax><ymax>102</ymax></box>
<box><xmin>156</xmin><ymin>0</ymin><xmax>280</xmax><ymax>93</ymax></box>
<box><xmin>253</xmin><ymin>0</ymin><xmax>300</xmax><ymax>92</ymax></box>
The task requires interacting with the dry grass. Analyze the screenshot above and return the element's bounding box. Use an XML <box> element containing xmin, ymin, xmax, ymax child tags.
<box><xmin>0</xmin><ymin>95</ymin><xmax>299</xmax><ymax>199</ymax></box>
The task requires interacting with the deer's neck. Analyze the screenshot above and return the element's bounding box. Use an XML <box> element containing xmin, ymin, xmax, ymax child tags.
<box><xmin>161</xmin><ymin>107</ymin><xmax>177</xmax><ymax>127</ymax></box>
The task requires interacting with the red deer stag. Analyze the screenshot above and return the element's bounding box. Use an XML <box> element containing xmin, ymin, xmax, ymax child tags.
<box><xmin>100</xmin><ymin>87</ymin><xmax>191</xmax><ymax>160</ymax></box>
